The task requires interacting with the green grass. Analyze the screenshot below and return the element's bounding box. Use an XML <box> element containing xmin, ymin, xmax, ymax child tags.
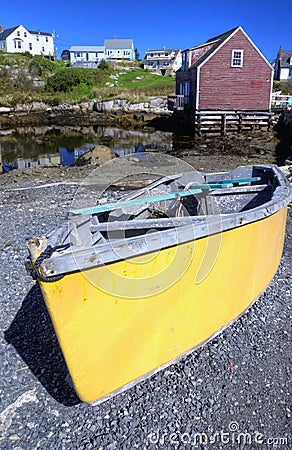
<box><xmin>0</xmin><ymin>54</ymin><xmax>175</xmax><ymax>105</ymax></box>
<box><xmin>115</xmin><ymin>69</ymin><xmax>174</xmax><ymax>89</ymax></box>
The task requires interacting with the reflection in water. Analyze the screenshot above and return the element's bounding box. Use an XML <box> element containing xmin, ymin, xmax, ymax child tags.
<box><xmin>0</xmin><ymin>125</ymin><xmax>173</xmax><ymax>171</ymax></box>
<box><xmin>0</xmin><ymin>123</ymin><xmax>280</xmax><ymax>173</ymax></box>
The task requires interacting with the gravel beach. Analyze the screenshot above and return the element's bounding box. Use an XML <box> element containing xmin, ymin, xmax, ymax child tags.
<box><xmin>0</xmin><ymin>158</ymin><xmax>291</xmax><ymax>450</ymax></box>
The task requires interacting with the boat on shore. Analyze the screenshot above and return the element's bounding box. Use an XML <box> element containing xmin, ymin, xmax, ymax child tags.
<box><xmin>26</xmin><ymin>164</ymin><xmax>292</xmax><ymax>404</ymax></box>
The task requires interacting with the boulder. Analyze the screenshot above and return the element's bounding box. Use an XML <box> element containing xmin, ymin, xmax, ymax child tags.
<box><xmin>0</xmin><ymin>107</ymin><xmax>11</xmax><ymax>114</ymax></box>
<box><xmin>75</xmin><ymin>145</ymin><xmax>116</xmax><ymax>166</ymax></box>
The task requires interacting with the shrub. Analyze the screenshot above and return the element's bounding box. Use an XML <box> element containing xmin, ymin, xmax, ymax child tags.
<box><xmin>11</xmin><ymin>69</ymin><xmax>35</xmax><ymax>92</ymax></box>
<box><xmin>23</xmin><ymin>51</ymin><xmax>33</xmax><ymax>59</ymax></box>
<box><xmin>33</xmin><ymin>55</ymin><xmax>56</xmax><ymax>73</ymax></box>
<box><xmin>98</xmin><ymin>59</ymin><xmax>110</xmax><ymax>70</ymax></box>
<box><xmin>28</xmin><ymin>60</ymin><xmax>42</xmax><ymax>77</ymax></box>
<box><xmin>45</xmin><ymin>68</ymin><xmax>86</xmax><ymax>93</ymax></box>
<box><xmin>47</xmin><ymin>96</ymin><xmax>61</xmax><ymax>106</ymax></box>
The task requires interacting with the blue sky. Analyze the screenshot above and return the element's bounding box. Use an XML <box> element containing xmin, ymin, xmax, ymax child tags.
<box><xmin>1</xmin><ymin>0</ymin><xmax>291</xmax><ymax>61</ymax></box>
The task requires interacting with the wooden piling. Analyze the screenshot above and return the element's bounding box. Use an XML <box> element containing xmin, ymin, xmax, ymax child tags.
<box><xmin>193</xmin><ymin>110</ymin><xmax>272</xmax><ymax>135</ymax></box>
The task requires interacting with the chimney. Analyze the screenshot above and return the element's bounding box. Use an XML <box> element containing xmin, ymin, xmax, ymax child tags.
<box><xmin>0</xmin><ymin>25</ymin><xmax>3</xmax><ymax>33</ymax></box>
<box><xmin>278</xmin><ymin>45</ymin><xmax>283</xmax><ymax>59</ymax></box>
<box><xmin>115</xmin><ymin>36</ymin><xmax>119</xmax><ymax>40</ymax></box>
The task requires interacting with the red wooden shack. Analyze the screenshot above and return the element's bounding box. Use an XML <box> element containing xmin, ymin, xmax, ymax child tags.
<box><xmin>173</xmin><ymin>26</ymin><xmax>273</xmax><ymax>112</ymax></box>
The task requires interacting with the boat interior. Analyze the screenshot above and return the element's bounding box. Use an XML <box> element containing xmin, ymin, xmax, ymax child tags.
<box><xmin>63</xmin><ymin>165</ymin><xmax>280</xmax><ymax>245</ymax></box>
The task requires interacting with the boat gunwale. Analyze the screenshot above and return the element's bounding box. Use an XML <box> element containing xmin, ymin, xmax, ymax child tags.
<box><xmin>36</xmin><ymin>164</ymin><xmax>292</xmax><ymax>278</ymax></box>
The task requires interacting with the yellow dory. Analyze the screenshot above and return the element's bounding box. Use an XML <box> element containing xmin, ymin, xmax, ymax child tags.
<box><xmin>26</xmin><ymin>164</ymin><xmax>291</xmax><ymax>404</ymax></box>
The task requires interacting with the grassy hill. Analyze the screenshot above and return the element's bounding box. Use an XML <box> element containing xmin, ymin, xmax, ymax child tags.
<box><xmin>0</xmin><ymin>53</ymin><xmax>175</xmax><ymax>106</ymax></box>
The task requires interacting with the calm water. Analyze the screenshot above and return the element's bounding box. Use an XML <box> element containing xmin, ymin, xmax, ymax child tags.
<box><xmin>0</xmin><ymin>125</ymin><xmax>174</xmax><ymax>171</ymax></box>
<box><xmin>0</xmin><ymin>123</ymin><xmax>287</xmax><ymax>173</ymax></box>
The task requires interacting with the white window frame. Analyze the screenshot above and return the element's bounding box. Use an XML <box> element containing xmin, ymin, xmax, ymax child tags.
<box><xmin>231</xmin><ymin>49</ymin><xmax>243</xmax><ymax>67</ymax></box>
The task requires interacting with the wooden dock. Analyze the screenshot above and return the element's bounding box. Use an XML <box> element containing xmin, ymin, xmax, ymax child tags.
<box><xmin>168</xmin><ymin>94</ymin><xmax>281</xmax><ymax>135</ymax></box>
<box><xmin>194</xmin><ymin>110</ymin><xmax>274</xmax><ymax>136</ymax></box>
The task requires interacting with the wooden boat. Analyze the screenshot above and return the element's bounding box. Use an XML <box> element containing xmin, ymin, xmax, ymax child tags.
<box><xmin>26</xmin><ymin>164</ymin><xmax>292</xmax><ymax>404</ymax></box>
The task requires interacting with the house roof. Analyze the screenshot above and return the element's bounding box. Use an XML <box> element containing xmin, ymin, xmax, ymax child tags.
<box><xmin>28</xmin><ymin>29</ymin><xmax>52</xmax><ymax>37</ymax></box>
<box><xmin>69</xmin><ymin>46</ymin><xmax>105</xmax><ymax>52</ymax></box>
<box><xmin>0</xmin><ymin>25</ymin><xmax>52</xmax><ymax>39</ymax></box>
<box><xmin>205</xmin><ymin>27</ymin><xmax>238</xmax><ymax>44</ymax></box>
<box><xmin>279</xmin><ymin>50</ymin><xmax>292</xmax><ymax>68</ymax></box>
<box><xmin>182</xmin><ymin>26</ymin><xmax>272</xmax><ymax>70</ymax></box>
<box><xmin>187</xmin><ymin>27</ymin><xmax>239</xmax><ymax>68</ymax></box>
<box><xmin>145</xmin><ymin>48</ymin><xmax>180</xmax><ymax>53</ymax></box>
<box><xmin>104</xmin><ymin>39</ymin><xmax>133</xmax><ymax>49</ymax></box>
<box><xmin>0</xmin><ymin>26</ymin><xmax>18</xmax><ymax>40</ymax></box>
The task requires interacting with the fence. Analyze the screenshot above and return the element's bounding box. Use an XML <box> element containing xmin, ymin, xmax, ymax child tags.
<box><xmin>271</xmin><ymin>93</ymin><xmax>292</xmax><ymax>108</ymax></box>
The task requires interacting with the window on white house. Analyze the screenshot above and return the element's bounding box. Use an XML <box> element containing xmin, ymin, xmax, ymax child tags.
<box><xmin>14</xmin><ymin>40</ymin><xmax>22</xmax><ymax>49</ymax></box>
<box><xmin>29</xmin><ymin>43</ymin><xmax>32</xmax><ymax>50</ymax></box>
<box><xmin>46</xmin><ymin>37</ymin><xmax>48</xmax><ymax>42</ymax></box>
<box><xmin>232</xmin><ymin>50</ymin><xmax>243</xmax><ymax>67</ymax></box>
<box><xmin>17</xmin><ymin>31</ymin><xmax>20</xmax><ymax>36</ymax></box>
<box><xmin>42</xmin><ymin>47</ymin><xmax>45</xmax><ymax>52</ymax></box>
<box><xmin>36</xmin><ymin>36</ymin><xmax>39</xmax><ymax>41</ymax></box>
<box><xmin>24</xmin><ymin>32</ymin><xmax>27</xmax><ymax>37</ymax></box>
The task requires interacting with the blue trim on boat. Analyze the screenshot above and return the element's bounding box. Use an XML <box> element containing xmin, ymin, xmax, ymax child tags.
<box><xmin>68</xmin><ymin>177</ymin><xmax>261</xmax><ymax>217</ymax></box>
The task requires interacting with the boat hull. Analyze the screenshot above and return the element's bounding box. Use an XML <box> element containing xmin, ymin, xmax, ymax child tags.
<box><xmin>39</xmin><ymin>207</ymin><xmax>288</xmax><ymax>403</ymax></box>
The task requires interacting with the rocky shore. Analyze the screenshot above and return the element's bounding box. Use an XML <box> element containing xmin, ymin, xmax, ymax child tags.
<box><xmin>0</xmin><ymin>155</ymin><xmax>291</xmax><ymax>449</ymax></box>
<box><xmin>0</xmin><ymin>98</ymin><xmax>172</xmax><ymax>130</ymax></box>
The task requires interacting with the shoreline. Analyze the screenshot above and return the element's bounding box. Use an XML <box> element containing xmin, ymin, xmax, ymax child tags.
<box><xmin>0</xmin><ymin>99</ymin><xmax>174</xmax><ymax>131</ymax></box>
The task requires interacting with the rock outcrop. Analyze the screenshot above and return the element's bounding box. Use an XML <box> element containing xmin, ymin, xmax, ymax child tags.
<box><xmin>74</xmin><ymin>145</ymin><xmax>117</xmax><ymax>166</ymax></box>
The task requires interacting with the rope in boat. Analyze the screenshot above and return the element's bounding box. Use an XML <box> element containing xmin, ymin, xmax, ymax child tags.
<box><xmin>31</xmin><ymin>245</ymin><xmax>65</xmax><ymax>283</ymax></box>
<box><xmin>175</xmin><ymin>182</ymin><xmax>203</xmax><ymax>217</ymax></box>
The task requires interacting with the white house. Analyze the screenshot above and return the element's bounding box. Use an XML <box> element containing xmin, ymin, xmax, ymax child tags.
<box><xmin>104</xmin><ymin>38</ymin><xmax>135</xmax><ymax>60</ymax></box>
<box><xmin>143</xmin><ymin>48</ymin><xmax>182</xmax><ymax>75</ymax></box>
<box><xmin>274</xmin><ymin>46</ymin><xmax>292</xmax><ymax>81</ymax></box>
<box><xmin>69</xmin><ymin>46</ymin><xmax>106</xmax><ymax>66</ymax></box>
<box><xmin>0</xmin><ymin>24</ymin><xmax>54</xmax><ymax>57</ymax></box>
